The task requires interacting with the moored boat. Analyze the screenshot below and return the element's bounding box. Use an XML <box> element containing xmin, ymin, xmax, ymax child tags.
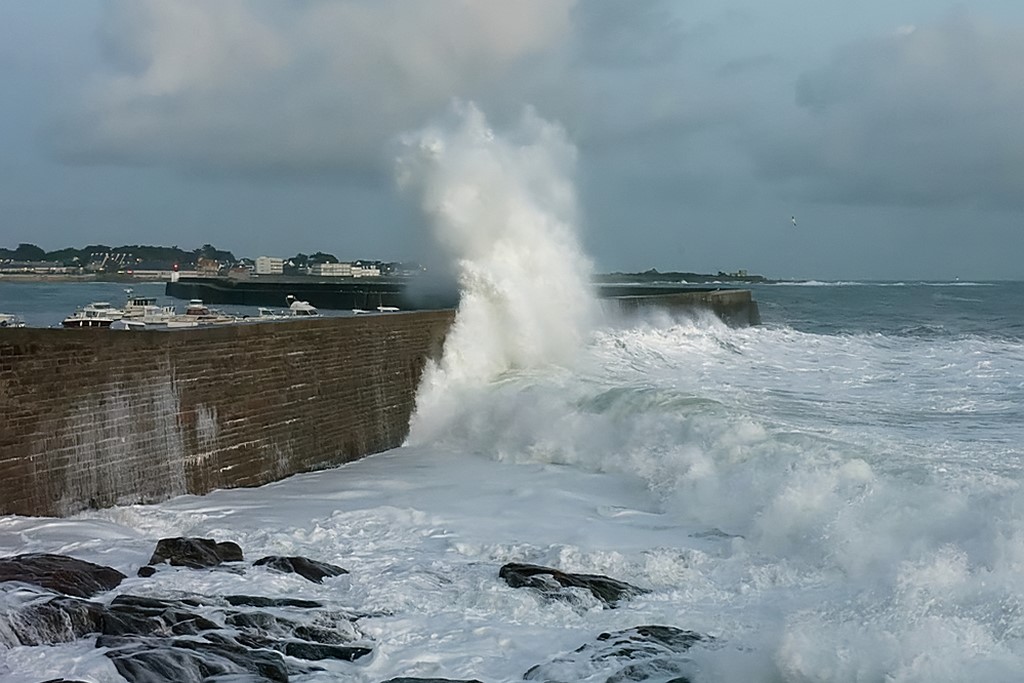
<box><xmin>0</xmin><ymin>313</ymin><xmax>26</xmax><ymax>328</ymax></box>
<box><xmin>62</xmin><ymin>302</ymin><xmax>123</xmax><ymax>328</ymax></box>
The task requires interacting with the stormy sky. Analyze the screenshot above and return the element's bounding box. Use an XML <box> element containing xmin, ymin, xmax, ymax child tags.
<box><xmin>2</xmin><ymin>0</ymin><xmax>1022</xmax><ymax>280</ymax></box>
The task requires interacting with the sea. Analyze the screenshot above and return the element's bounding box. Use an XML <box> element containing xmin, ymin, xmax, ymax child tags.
<box><xmin>4</xmin><ymin>105</ymin><xmax>1024</xmax><ymax>681</ymax></box>
<box><xmin>1</xmin><ymin>278</ymin><xmax>1023</xmax><ymax>682</ymax></box>
<box><xmin>0</xmin><ymin>280</ymin><xmax>356</xmax><ymax>329</ymax></box>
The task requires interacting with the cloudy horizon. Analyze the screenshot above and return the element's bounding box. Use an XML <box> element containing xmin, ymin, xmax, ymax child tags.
<box><xmin>2</xmin><ymin>0</ymin><xmax>1022</xmax><ymax>280</ymax></box>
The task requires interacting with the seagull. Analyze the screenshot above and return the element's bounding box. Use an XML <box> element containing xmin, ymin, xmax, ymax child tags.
<box><xmin>791</xmin><ymin>215</ymin><xmax>797</xmax><ymax>227</ymax></box>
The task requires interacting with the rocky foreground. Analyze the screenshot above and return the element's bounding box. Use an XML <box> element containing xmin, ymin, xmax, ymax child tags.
<box><xmin>0</xmin><ymin>539</ymin><xmax>710</xmax><ymax>682</ymax></box>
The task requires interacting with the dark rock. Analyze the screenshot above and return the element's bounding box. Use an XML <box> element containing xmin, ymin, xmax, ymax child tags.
<box><xmin>499</xmin><ymin>562</ymin><xmax>648</xmax><ymax>607</ymax></box>
<box><xmin>380</xmin><ymin>679</ymin><xmax>485</xmax><ymax>683</ymax></box>
<box><xmin>146</xmin><ymin>537</ymin><xmax>243</xmax><ymax>569</ymax></box>
<box><xmin>101</xmin><ymin>595</ymin><xmax>220</xmax><ymax>637</ymax></box>
<box><xmin>225</xmin><ymin>609</ymin><xmax>357</xmax><ymax>645</ymax></box>
<box><xmin>283</xmin><ymin>641</ymin><xmax>372</xmax><ymax>661</ymax></box>
<box><xmin>524</xmin><ymin>625</ymin><xmax>706</xmax><ymax>683</ymax></box>
<box><xmin>254</xmin><ymin>555</ymin><xmax>348</xmax><ymax>583</ymax></box>
<box><xmin>4</xmin><ymin>596</ymin><xmax>105</xmax><ymax>646</ymax></box>
<box><xmin>136</xmin><ymin>566</ymin><xmax>156</xmax><ymax>578</ymax></box>
<box><xmin>224</xmin><ymin>595</ymin><xmax>322</xmax><ymax>609</ymax></box>
<box><xmin>98</xmin><ymin>634</ymin><xmax>289</xmax><ymax>683</ymax></box>
<box><xmin>0</xmin><ymin>553</ymin><xmax>126</xmax><ymax>598</ymax></box>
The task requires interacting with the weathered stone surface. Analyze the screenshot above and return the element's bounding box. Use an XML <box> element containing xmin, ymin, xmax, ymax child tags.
<box><xmin>0</xmin><ymin>554</ymin><xmax>125</xmax><ymax>598</ymax></box>
<box><xmin>499</xmin><ymin>562</ymin><xmax>648</xmax><ymax>607</ymax></box>
<box><xmin>254</xmin><ymin>555</ymin><xmax>349</xmax><ymax>583</ymax></box>
<box><xmin>283</xmin><ymin>641</ymin><xmax>372</xmax><ymax>661</ymax></box>
<box><xmin>225</xmin><ymin>609</ymin><xmax>358</xmax><ymax>645</ymax></box>
<box><xmin>224</xmin><ymin>595</ymin><xmax>323</xmax><ymax>609</ymax></box>
<box><xmin>524</xmin><ymin>625</ymin><xmax>706</xmax><ymax>683</ymax></box>
<box><xmin>2</xmin><ymin>596</ymin><xmax>105</xmax><ymax>646</ymax></box>
<box><xmin>147</xmin><ymin>537</ymin><xmax>243</xmax><ymax>569</ymax></box>
<box><xmin>98</xmin><ymin>634</ymin><xmax>290</xmax><ymax>683</ymax></box>
<box><xmin>0</xmin><ymin>312</ymin><xmax>455</xmax><ymax>518</ymax></box>
<box><xmin>102</xmin><ymin>595</ymin><xmax>220</xmax><ymax>637</ymax></box>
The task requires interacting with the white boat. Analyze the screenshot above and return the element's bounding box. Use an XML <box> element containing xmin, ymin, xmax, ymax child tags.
<box><xmin>111</xmin><ymin>299</ymin><xmax>241</xmax><ymax>330</ymax></box>
<box><xmin>286</xmin><ymin>295</ymin><xmax>320</xmax><ymax>317</ymax></box>
<box><xmin>122</xmin><ymin>288</ymin><xmax>176</xmax><ymax>320</ymax></box>
<box><xmin>257</xmin><ymin>296</ymin><xmax>321</xmax><ymax>321</ymax></box>
<box><xmin>163</xmin><ymin>300</ymin><xmax>240</xmax><ymax>328</ymax></box>
<box><xmin>376</xmin><ymin>306</ymin><xmax>400</xmax><ymax>313</ymax></box>
<box><xmin>62</xmin><ymin>302</ymin><xmax>124</xmax><ymax>328</ymax></box>
<box><xmin>0</xmin><ymin>313</ymin><xmax>26</xmax><ymax>328</ymax></box>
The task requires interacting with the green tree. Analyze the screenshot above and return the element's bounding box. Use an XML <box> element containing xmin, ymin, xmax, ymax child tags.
<box><xmin>13</xmin><ymin>243</ymin><xmax>46</xmax><ymax>261</ymax></box>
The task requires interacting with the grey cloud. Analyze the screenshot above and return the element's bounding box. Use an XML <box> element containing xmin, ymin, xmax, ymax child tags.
<box><xmin>569</xmin><ymin>0</ymin><xmax>687</xmax><ymax>68</ymax></box>
<box><xmin>754</xmin><ymin>11</ymin><xmax>1024</xmax><ymax>208</ymax></box>
<box><xmin>49</xmin><ymin>0</ymin><xmax>575</xmax><ymax>176</ymax></box>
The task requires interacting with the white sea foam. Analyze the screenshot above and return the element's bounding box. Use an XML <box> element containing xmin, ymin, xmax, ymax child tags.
<box><xmin>397</xmin><ymin>101</ymin><xmax>596</xmax><ymax>444</ymax></box>
<box><xmin>3</xmin><ymin>307</ymin><xmax>1024</xmax><ymax>681</ymax></box>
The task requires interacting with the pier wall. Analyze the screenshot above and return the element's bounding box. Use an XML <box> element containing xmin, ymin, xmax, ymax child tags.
<box><xmin>0</xmin><ymin>312</ymin><xmax>453</xmax><ymax>517</ymax></box>
<box><xmin>0</xmin><ymin>288</ymin><xmax>759</xmax><ymax>518</ymax></box>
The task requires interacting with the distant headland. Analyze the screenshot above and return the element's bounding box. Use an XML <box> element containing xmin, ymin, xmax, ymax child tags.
<box><xmin>0</xmin><ymin>242</ymin><xmax>774</xmax><ymax>285</ymax></box>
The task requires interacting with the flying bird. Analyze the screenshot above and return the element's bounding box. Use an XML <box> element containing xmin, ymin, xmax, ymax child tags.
<box><xmin>791</xmin><ymin>216</ymin><xmax>797</xmax><ymax>227</ymax></box>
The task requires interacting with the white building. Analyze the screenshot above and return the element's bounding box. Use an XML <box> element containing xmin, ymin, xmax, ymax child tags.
<box><xmin>310</xmin><ymin>262</ymin><xmax>352</xmax><ymax>277</ymax></box>
<box><xmin>255</xmin><ymin>256</ymin><xmax>284</xmax><ymax>275</ymax></box>
<box><xmin>351</xmin><ymin>262</ymin><xmax>381</xmax><ymax>278</ymax></box>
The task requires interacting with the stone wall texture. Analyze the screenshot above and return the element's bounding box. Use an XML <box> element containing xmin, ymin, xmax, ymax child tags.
<box><xmin>0</xmin><ymin>311</ymin><xmax>454</xmax><ymax>517</ymax></box>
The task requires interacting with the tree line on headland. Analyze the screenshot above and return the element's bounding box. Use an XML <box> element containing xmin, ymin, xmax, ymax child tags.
<box><xmin>0</xmin><ymin>242</ymin><xmax>370</xmax><ymax>275</ymax></box>
<box><xmin>2</xmin><ymin>243</ymin><xmax>772</xmax><ymax>283</ymax></box>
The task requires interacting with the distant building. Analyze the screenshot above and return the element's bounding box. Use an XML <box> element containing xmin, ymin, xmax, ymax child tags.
<box><xmin>255</xmin><ymin>256</ymin><xmax>284</xmax><ymax>275</ymax></box>
<box><xmin>196</xmin><ymin>257</ymin><xmax>221</xmax><ymax>275</ymax></box>
<box><xmin>310</xmin><ymin>262</ymin><xmax>351</xmax><ymax>277</ymax></box>
<box><xmin>351</xmin><ymin>261</ymin><xmax>381</xmax><ymax>278</ymax></box>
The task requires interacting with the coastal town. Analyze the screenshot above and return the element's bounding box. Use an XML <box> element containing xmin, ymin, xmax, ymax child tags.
<box><xmin>0</xmin><ymin>242</ymin><xmax>424</xmax><ymax>282</ymax></box>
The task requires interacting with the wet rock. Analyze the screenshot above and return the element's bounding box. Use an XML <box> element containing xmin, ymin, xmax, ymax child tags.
<box><xmin>0</xmin><ymin>554</ymin><xmax>126</xmax><ymax>598</ymax></box>
<box><xmin>499</xmin><ymin>562</ymin><xmax>649</xmax><ymax>607</ymax></box>
<box><xmin>380</xmin><ymin>679</ymin><xmax>485</xmax><ymax>683</ymax></box>
<box><xmin>283</xmin><ymin>641</ymin><xmax>372</xmax><ymax>661</ymax></box>
<box><xmin>524</xmin><ymin>625</ymin><xmax>707</xmax><ymax>683</ymax></box>
<box><xmin>254</xmin><ymin>555</ymin><xmax>349</xmax><ymax>583</ymax></box>
<box><xmin>146</xmin><ymin>537</ymin><xmax>243</xmax><ymax>569</ymax></box>
<box><xmin>98</xmin><ymin>634</ymin><xmax>289</xmax><ymax>683</ymax></box>
<box><xmin>136</xmin><ymin>566</ymin><xmax>156</xmax><ymax>578</ymax></box>
<box><xmin>224</xmin><ymin>595</ymin><xmax>323</xmax><ymax>609</ymax></box>
<box><xmin>3</xmin><ymin>596</ymin><xmax>105</xmax><ymax>646</ymax></box>
<box><xmin>101</xmin><ymin>595</ymin><xmax>220</xmax><ymax>637</ymax></box>
<box><xmin>225</xmin><ymin>609</ymin><xmax>358</xmax><ymax>645</ymax></box>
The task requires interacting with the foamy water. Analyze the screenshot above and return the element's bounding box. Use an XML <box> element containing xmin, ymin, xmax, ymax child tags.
<box><xmin>2</xmin><ymin>288</ymin><xmax>1024</xmax><ymax>681</ymax></box>
<box><xmin>2</xmin><ymin>103</ymin><xmax>1024</xmax><ymax>681</ymax></box>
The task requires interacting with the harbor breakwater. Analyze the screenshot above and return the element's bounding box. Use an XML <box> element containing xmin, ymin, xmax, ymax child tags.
<box><xmin>0</xmin><ymin>312</ymin><xmax>453</xmax><ymax>517</ymax></box>
<box><xmin>0</xmin><ymin>290</ymin><xmax>758</xmax><ymax>518</ymax></box>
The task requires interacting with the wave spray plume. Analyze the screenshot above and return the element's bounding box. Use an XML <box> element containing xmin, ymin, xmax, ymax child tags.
<box><xmin>397</xmin><ymin>102</ymin><xmax>596</xmax><ymax>443</ymax></box>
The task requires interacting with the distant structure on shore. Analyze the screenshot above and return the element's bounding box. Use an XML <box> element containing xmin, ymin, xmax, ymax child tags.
<box><xmin>0</xmin><ymin>242</ymin><xmax>423</xmax><ymax>282</ymax></box>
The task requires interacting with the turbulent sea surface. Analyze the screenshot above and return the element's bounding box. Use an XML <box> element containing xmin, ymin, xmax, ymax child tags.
<box><xmin>3</xmin><ymin>104</ymin><xmax>1024</xmax><ymax>680</ymax></box>
<box><xmin>1</xmin><ymin>280</ymin><xmax>1023</xmax><ymax>682</ymax></box>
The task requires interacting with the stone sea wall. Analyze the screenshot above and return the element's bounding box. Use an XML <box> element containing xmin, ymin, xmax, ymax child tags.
<box><xmin>0</xmin><ymin>312</ymin><xmax>454</xmax><ymax>517</ymax></box>
<box><xmin>0</xmin><ymin>289</ymin><xmax>759</xmax><ymax>519</ymax></box>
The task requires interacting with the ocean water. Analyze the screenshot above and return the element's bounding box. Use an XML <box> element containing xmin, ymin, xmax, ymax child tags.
<box><xmin>3</xmin><ymin>105</ymin><xmax>1024</xmax><ymax>681</ymax></box>
<box><xmin>0</xmin><ymin>280</ymin><xmax>359</xmax><ymax>328</ymax></box>
<box><xmin>2</xmin><ymin>280</ymin><xmax>1023</xmax><ymax>682</ymax></box>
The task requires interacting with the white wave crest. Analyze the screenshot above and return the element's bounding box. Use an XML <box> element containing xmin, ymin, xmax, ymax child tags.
<box><xmin>397</xmin><ymin>102</ymin><xmax>596</xmax><ymax>443</ymax></box>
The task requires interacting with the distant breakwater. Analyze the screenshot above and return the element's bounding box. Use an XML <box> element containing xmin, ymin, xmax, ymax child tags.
<box><xmin>165</xmin><ymin>276</ymin><xmax>760</xmax><ymax>325</ymax></box>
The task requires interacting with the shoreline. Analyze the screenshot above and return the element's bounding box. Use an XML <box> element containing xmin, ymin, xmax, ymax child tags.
<box><xmin>0</xmin><ymin>274</ymin><xmax>167</xmax><ymax>283</ymax></box>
